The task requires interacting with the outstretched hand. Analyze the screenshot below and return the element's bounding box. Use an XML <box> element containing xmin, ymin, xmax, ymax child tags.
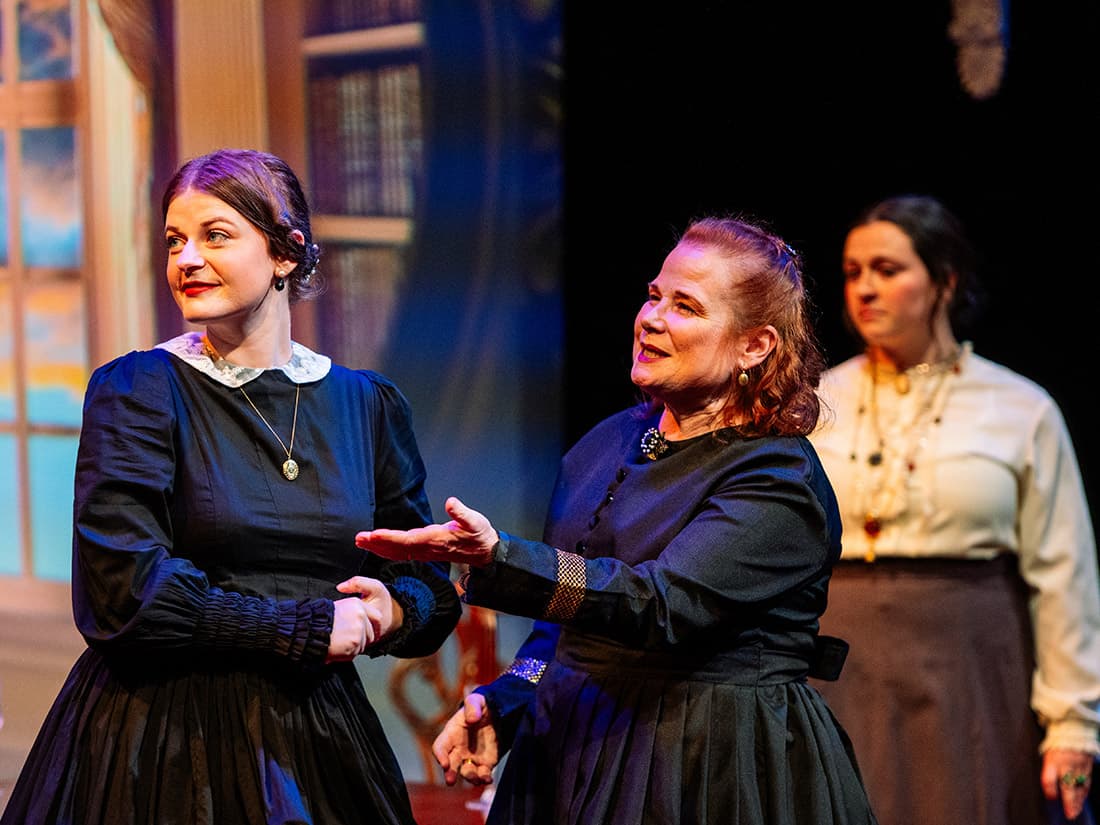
<box><xmin>355</xmin><ymin>496</ymin><xmax>499</xmax><ymax>568</ymax></box>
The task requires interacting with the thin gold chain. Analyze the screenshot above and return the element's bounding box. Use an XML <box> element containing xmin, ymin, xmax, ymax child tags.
<box><xmin>239</xmin><ymin>382</ymin><xmax>300</xmax><ymax>463</ymax></box>
<box><xmin>202</xmin><ymin>335</ymin><xmax>302</xmax><ymax>480</ymax></box>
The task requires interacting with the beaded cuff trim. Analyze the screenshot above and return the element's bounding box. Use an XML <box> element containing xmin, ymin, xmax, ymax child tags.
<box><xmin>544</xmin><ymin>549</ymin><xmax>585</xmax><ymax>621</ymax></box>
<box><xmin>504</xmin><ymin>656</ymin><xmax>548</xmax><ymax>684</ymax></box>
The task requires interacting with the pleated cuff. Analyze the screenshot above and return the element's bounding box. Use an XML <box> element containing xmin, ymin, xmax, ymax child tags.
<box><xmin>193</xmin><ymin>589</ymin><xmax>333</xmax><ymax>670</ymax></box>
<box><xmin>194</xmin><ymin>588</ymin><xmax>278</xmax><ymax>651</ymax></box>
<box><xmin>366</xmin><ymin>575</ymin><xmax>436</xmax><ymax>658</ymax></box>
<box><xmin>276</xmin><ymin>597</ymin><xmax>335</xmax><ymax>668</ymax></box>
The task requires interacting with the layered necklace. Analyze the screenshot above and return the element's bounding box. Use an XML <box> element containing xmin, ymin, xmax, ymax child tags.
<box><xmin>203</xmin><ymin>336</ymin><xmax>303</xmax><ymax>481</ymax></box>
<box><xmin>847</xmin><ymin>344</ymin><xmax>966</xmax><ymax>561</ymax></box>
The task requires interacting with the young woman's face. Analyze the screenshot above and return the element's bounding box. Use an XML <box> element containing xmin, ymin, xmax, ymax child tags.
<box><xmin>164</xmin><ymin>188</ymin><xmax>289</xmax><ymax>327</ymax></box>
<box><xmin>631</xmin><ymin>241</ymin><xmax>744</xmax><ymax>413</ymax></box>
<box><xmin>842</xmin><ymin>220</ymin><xmax>940</xmax><ymax>350</ymax></box>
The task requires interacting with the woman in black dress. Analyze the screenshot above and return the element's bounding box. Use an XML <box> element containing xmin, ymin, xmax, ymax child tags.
<box><xmin>353</xmin><ymin>215</ymin><xmax>878</xmax><ymax>824</ymax></box>
<box><xmin>0</xmin><ymin>148</ymin><xmax>461</xmax><ymax>825</ymax></box>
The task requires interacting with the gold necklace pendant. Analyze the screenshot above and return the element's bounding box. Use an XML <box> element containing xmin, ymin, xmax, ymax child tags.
<box><xmin>203</xmin><ymin>336</ymin><xmax>303</xmax><ymax>481</ymax></box>
<box><xmin>239</xmin><ymin>382</ymin><xmax>301</xmax><ymax>481</ymax></box>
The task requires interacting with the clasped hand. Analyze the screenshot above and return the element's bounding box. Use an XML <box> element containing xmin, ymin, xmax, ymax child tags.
<box><xmin>355</xmin><ymin>496</ymin><xmax>498</xmax><ymax>568</ymax></box>
<box><xmin>326</xmin><ymin>576</ymin><xmax>402</xmax><ymax>663</ymax></box>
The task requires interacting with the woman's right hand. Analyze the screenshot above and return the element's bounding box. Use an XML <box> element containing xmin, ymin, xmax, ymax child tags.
<box><xmin>432</xmin><ymin>692</ymin><xmax>499</xmax><ymax>786</ymax></box>
<box><xmin>355</xmin><ymin>496</ymin><xmax>499</xmax><ymax>568</ymax></box>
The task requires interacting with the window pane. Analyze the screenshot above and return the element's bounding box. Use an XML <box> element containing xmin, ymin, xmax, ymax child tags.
<box><xmin>29</xmin><ymin>433</ymin><xmax>76</xmax><ymax>580</ymax></box>
<box><xmin>0</xmin><ymin>434</ymin><xmax>20</xmax><ymax>575</ymax></box>
<box><xmin>0</xmin><ymin>281</ymin><xmax>12</xmax><ymax>422</ymax></box>
<box><xmin>25</xmin><ymin>278</ymin><xmax>85</xmax><ymax>425</ymax></box>
<box><xmin>21</xmin><ymin>127</ymin><xmax>81</xmax><ymax>268</ymax></box>
<box><xmin>19</xmin><ymin>0</ymin><xmax>73</xmax><ymax>81</ymax></box>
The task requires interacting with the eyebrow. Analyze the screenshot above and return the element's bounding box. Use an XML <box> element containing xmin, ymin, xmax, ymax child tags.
<box><xmin>164</xmin><ymin>216</ymin><xmax>237</xmax><ymax>234</ymax></box>
<box><xmin>649</xmin><ymin>282</ymin><xmax>702</xmax><ymax>302</ymax></box>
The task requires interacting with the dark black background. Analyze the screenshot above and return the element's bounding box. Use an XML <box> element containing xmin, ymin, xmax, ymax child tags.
<box><xmin>562</xmin><ymin>1</ymin><xmax>1099</xmax><ymax>534</ymax></box>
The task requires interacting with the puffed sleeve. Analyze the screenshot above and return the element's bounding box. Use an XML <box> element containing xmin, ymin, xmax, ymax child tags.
<box><xmin>72</xmin><ymin>353</ymin><xmax>332</xmax><ymax>669</ymax></box>
<box><xmin>1017</xmin><ymin>396</ymin><xmax>1100</xmax><ymax>754</ymax></box>
<box><xmin>359</xmin><ymin>370</ymin><xmax>461</xmax><ymax>658</ymax></box>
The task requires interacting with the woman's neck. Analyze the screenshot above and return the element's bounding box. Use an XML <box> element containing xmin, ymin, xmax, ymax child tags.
<box><xmin>659</xmin><ymin>401</ymin><xmax>733</xmax><ymax>440</ymax></box>
<box><xmin>868</xmin><ymin>331</ymin><xmax>960</xmax><ymax>374</ymax></box>
<box><xmin>203</xmin><ymin>326</ymin><xmax>292</xmax><ymax>368</ymax></box>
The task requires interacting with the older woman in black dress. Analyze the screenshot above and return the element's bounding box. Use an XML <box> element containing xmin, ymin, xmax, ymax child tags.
<box><xmin>352</xmin><ymin>215</ymin><xmax>878</xmax><ymax>825</ymax></box>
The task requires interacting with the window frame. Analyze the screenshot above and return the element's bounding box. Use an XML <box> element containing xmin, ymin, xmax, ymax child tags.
<box><xmin>0</xmin><ymin>0</ymin><xmax>153</xmax><ymax>619</ymax></box>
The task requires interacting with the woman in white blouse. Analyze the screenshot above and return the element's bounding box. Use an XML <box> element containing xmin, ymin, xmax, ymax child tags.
<box><xmin>809</xmin><ymin>194</ymin><xmax>1099</xmax><ymax>824</ymax></box>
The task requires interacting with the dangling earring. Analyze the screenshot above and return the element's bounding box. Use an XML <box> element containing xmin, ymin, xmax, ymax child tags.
<box><xmin>274</xmin><ymin>270</ymin><xmax>286</xmax><ymax>292</ymax></box>
<box><xmin>738</xmin><ymin>368</ymin><xmax>749</xmax><ymax>387</ymax></box>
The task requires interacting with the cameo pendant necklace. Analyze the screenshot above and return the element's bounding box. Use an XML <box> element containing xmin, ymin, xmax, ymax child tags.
<box><xmin>238</xmin><ymin>382</ymin><xmax>301</xmax><ymax>481</ymax></box>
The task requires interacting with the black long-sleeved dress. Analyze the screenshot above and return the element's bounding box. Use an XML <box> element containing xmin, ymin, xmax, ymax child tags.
<box><xmin>462</xmin><ymin>406</ymin><xmax>877</xmax><ymax>825</ymax></box>
<box><xmin>0</xmin><ymin>332</ymin><xmax>461</xmax><ymax>825</ymax></box>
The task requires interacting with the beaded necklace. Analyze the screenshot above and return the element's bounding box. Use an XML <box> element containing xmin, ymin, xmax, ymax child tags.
<box><xmin>847</xmin><ymin>344</ymin><xmax>966</xmax><ymax>561</ymax></box>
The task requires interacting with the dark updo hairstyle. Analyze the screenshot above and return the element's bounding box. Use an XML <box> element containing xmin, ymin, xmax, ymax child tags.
<box><xmin>850</xmin><ymin>194</ymin><xmax>986</xmax><ymax>337</ymax></box>
<box><xmin>162</xmin><ymin>148</ymin><xmax>324</xmax><ymax>304</ymax></box>
<box><xmin>651</xmin><ymin>215</ymin><xmax>827</xmax><ymax>437</ymax></box>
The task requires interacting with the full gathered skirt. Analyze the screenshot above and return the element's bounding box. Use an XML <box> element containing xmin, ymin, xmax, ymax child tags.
<box><xmin>2</xmin><ymin>649</ymin><xmax>417</xmax><ymax>825</ymax></box>
<box><xmin>488</xmin><ymin>634</ymin><xmax>878</xmax><ymax>825</ymax></box>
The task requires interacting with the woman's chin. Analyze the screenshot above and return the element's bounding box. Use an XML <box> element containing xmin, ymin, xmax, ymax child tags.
<box><xmin>630</xmin><ymin>375</ymin><xmax>665</xmax><ymax>402</ymax></box>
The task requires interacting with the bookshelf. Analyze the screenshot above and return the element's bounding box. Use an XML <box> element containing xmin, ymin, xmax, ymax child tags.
<box><xmin>295</xmin><ymin>1</ymin><xmax>426</xmax><ymax>368</ymax></box>
<box><xmin>259</xmin><ymin>2</ymin><xmax>565</xmax><ymax>788</ymax></box>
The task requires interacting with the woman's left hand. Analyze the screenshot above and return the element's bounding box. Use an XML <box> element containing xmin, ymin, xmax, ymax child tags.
<box><xmin>1041</xmin><ymin>747</ymin><xmax>1094</xmax><ymax>821</ymax></box>
<box><xmin>355</xmin><ymin>496</ymin><xmax>498</xmax><ymax>568</ymax></box>
<box><xmin>327</xmin><ymin>576</ymin><xmax>403</xmax><ymax>661</ymax></box>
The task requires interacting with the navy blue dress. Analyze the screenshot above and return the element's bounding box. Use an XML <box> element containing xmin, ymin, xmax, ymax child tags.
<box><xmin>463</xmin><ymin>406</ymin><xmax>877</xmax><ymax>825</ymax></box>
<box><xmin>1</xmin><ymin>340</ymin><xmax>461</xmax><ymax>825</ymax></box>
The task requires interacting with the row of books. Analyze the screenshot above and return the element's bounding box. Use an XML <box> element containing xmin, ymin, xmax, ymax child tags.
<box><xmin>315</xmin><ymin>244</ymin><xmax>406</xmax><ymax>369</ymax></box>
<box><xmin>308</xmin><ymin>62</ymin><xmax>422</xmax><ymax>218</ymax></box>
<box><xmin>306</xmin><ymin>0</ymin><xmax>421</xmax><ymax>35</ymax></box>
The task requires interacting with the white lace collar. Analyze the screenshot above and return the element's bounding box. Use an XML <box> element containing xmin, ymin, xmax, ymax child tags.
<box><xmin>156</xmin><ymin>331</ymin><xmax>332</xmax><ymax>388</ymax></box>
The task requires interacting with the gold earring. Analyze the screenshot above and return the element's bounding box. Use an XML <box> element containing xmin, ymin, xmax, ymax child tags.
<box><xmin>738</xmin><ymin>369</ymin><xmax>749</xmax><ymax>387</ymax></box>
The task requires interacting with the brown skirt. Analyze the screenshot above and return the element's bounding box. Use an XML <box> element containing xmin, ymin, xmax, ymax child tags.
<box><xmin>814</xmin><ymin>555</ymin><xmax>1083</xmax><ymax>825</ymax></box>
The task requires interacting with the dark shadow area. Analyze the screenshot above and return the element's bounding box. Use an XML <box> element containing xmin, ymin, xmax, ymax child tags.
<box><xmin>562</xmin><ymin>0</ymin><xmax>1099</xmax><ymax>538</ymax></box>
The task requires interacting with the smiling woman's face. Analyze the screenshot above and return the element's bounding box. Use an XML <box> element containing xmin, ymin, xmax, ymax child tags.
<box><xmin>630</xmin><ymin>241</ymin><xmax>745</xmax><ymax>414</ymax></box>
<box><xmin>164</xmin><ymin>188</ymin><xmax>291</xmax><ymax>327</ymax></box>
